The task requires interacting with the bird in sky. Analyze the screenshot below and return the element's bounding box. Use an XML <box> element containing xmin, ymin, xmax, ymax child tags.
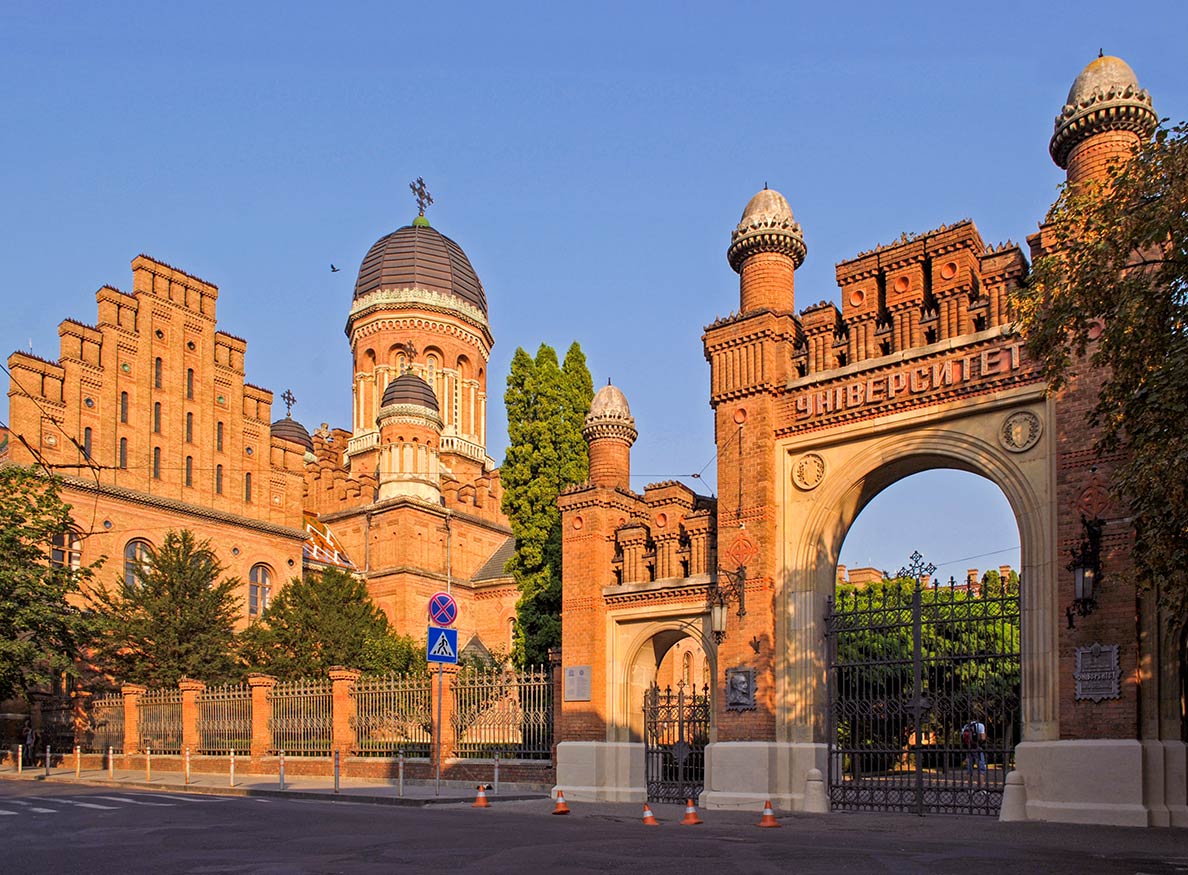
<box><xmin>330</xmin><ymin>264</ymin><xmax>340</xmax><ymax>272</ymax></box>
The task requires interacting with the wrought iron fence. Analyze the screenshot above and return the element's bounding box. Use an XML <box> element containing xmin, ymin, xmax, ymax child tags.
<box><xmin>197</xmin><ymin>683</ymin><xmax>252</xmax><ymax>755</ymax></box>
<box><xmin>452</xmin><ymin>665</ymin><xmax>552</xmax><ymax>760</ymax></box>
<box><xmin>268</xmin><ymin>678</ymin><xmax>332</xmax><ymax>756</ymax></box>
<box><xmin>83</xmin><ymin>695</ymin><xmax>124</xmax><ymax>753</ymax></box>
<box><xmin>138</xmin><ymin>688</ymin><xmax>183</xmax><ymax>754</ymax></box>
<box><xmin>644</xmin><ymin>683</ymin><xmax>711</xmax><ymax>804</ymax></box>
<box><xmin>39</xmin><ymin>696</ymin><xmax>77</xmax><ymax>751</ymax></box>
<box><xmin>351</xmin><ymin>672</ymin><xmax>432</xmax><ymax>758</ymax></box>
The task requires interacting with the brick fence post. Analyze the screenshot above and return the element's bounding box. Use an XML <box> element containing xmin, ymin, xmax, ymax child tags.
<box><xmin>121</xmin><ymin>684</ymin><xmax>146</xmax><ymax>755</ymax></box>
<box><xmin>179</xmin><ymin>678</ymin><xmax>206</xmax><ymax>755</ymax></box>
<box><xmin>431</xmin><ymin>664</ymin><xmax>460</xmax><ymax>770</ymax></box>
<box><xmin>548</xmin><ymin>647</ymin><xmax>563</xmax><ymax>757</ymax></box>
<box><xmin>328</xmin><ymin>667</ymin><xmax>361</xmax><ymax>757</ymax></box>
<box><xmin>247</xmin><ymin>674</ymin><xmax>277</xmax><ymax>759</ymax></box>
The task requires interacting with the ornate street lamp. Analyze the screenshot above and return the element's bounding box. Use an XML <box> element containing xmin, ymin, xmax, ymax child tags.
<box><xmin>1066</xmin><ymin>516</ymin><xmax>1103</xmax><ymax>629</ymax></box>
<box><xmin>709</xmin><ymin>565</ymin><xmax>747</xmax><ymax>643</ymax></box>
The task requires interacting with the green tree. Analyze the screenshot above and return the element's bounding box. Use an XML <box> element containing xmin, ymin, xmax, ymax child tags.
<box><xmin>358</xmin><ymin>631</ymin><xmax>428</xmax><ymax>676</ymax></box>
<box><xmin>89</xmin><ymin>529</ymin><xmax>240</xmax><ymax>687</ymax></box>
<box><xmin>239</xmin><ymin>567</ymin><xmax>390</xmax><ymax>679</ymax></box>
<box><xmin>1013</xmin><ymin>122</ymin><xmax>1188</xmax><ymax>608</ymax></box>
<box><xmin>501</xmin><ymin>341</ymin><xmax>593</xmax><ymax>665</ymax></box>
<box><xmin>0</xmin><ymin>466</ymin><xmax>96</xmax><ymax>701</ymax></box>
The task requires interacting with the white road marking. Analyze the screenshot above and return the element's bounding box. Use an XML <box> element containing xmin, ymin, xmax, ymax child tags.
<box><xmin>29</xmin><ymin>807</ymin><xmax>58</xmax><ymax>814</ymax></box>
<box><xmin>94</xmin><ymin>795</ymin><xmax>174</xmax><ymax>807</ymax></box>
<box><xmin>0</xmin><ymin>809</ymin><xmax>18</xmax><ymax>815</ymax></box>
<box><xmin>28</xmin><ymin>796</ymin><xmax>119</xmax><ymax>810</ymax></box>
<box><xmin>149</xmin><ymin>793</ymin><xmax>227</xmax><ymax>803</ymax></box>
<box><xmin>4</xmin><ymin>799</ymin><xmax>32</xmax><ymax>806</ymax></box>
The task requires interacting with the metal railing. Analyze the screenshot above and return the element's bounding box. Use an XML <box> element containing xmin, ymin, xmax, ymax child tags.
<box><xmin>268</xmin><ymin>678</ymin><xmax>332</xmax><ymax>756</ymax></box>
<box><xmin>197</xmin><ymin>682</ymin><xmax>251</xmax><ymax>755</ymax></box>
<box><xmin>452</xmin><ymin>665</ymin><xmax>552</xmax><ymax>760</ymax></box>
<box><xmin>83</xmin><ymin>695</ymin><xmax>124</xmax><ymax>753</ymax></box>
<box><xmin>39</xmin><ymin>696</ymin><xmax>77</xmax><ymax>751</ymax></box>
<box><xmin>138</xmin><ymin>688</ymin><xmax>183</xmax><ymax>754</ymax></box>
<box><xmin>351</xmin><ymin>672</ymin><xmax>432</xmax><ymax>758</ymax></box>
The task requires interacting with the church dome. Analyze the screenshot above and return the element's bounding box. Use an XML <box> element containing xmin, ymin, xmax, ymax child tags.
<box><xmin>727</xmin><ymin>186</ymin><xmax>806</xmax><ymax>272</ymax></box>
<box><xmin>380</xmin><ymin>372</ymin><xmax>440</xmax><ymax>413</ymax></box>
<box><xmin>1050</xmin><ymin>55</ymin><xmax>1157</xmax><ymax>169</ymax></box>
<box><xmin>271</xmin><ymin>415</ymin><xmax>314</xmax><ymax>453</ymax></box>
<box><xmin>588</xmin><ymin>382</ymin><xmax>632</xmax><ymax>420</ymax></box>
<box><xmin>354</xmin><ymin>223</ymin><xmax>487</xmax><ymax>316</ymax></box>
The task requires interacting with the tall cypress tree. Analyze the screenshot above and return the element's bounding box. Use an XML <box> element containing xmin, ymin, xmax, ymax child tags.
<box><xmin>502</xmin><ymin>342</ymin><xmax>593</xmax><ymax>665</ymax></box>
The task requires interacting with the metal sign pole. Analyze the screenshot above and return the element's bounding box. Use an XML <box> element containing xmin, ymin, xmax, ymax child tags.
<box><xmin>435</xmin><ymin>664</ymin><xmax>443</xmax><ymax>795</ymax></box>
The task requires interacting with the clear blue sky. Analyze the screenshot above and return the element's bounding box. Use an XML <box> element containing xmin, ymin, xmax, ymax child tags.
<box><xmin>3</xmin><ymin>2</ymin><xmax>1185</xmax><ymax>583</ymax></box>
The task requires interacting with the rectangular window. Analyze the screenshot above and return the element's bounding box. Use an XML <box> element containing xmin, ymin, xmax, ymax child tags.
<box><xmin>244</xmin><ymin>472</ymin><xmax>252</xmax><ymax>503</ymax></box>
<box><xmin>152</xmin><ymin>446</ymin><xmax>161</xmax><ymax>479</ymax></box>
<box><xmin>186</xmin><ymin>368</ymin><xmax>194</xmax><ymax>399</ymax></box>
<box><xmin>83</xmin><ymin>427</ymin><xmax>92</xmax><ymax>460</ymax></box>
<box><xmin>186</xmin><ymin>412</ymin><xmax>193</xmax><ymax>443</ymax></box>
<box><xmin>120</xmin><ymin>392</ymin><xmax>128</xmax><ymax>423</ymax></box>
<box><xmin>215</xmin><ymin>464</ymin><xmax>223</xmax><ymax>494</ymax></box>
<box><xmin>185</xmin><ymin>456</ymin><xmax>193</xmax><ymax>487</ymax></box>
<box><xmin>119</xmin><ymin>438</ymin><xmax>127</xmax><ymax>469</ymax></box>
<box><xmin>216</xmin><ymin>421</ymin><xmax>224</xmax><ymax>452</ymax></box>
<box><xmin>153</xmin><ymin>402</ymin><xmax>161</xmax><ymax>433</ymax></box>
<box><xmin>154</xmin><ymin>357</ymin><xmax>163</xmax><ymax>389</ymax></box>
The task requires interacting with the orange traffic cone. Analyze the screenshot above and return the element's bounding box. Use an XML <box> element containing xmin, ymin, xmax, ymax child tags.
<box><xmin>757</xmin><ymin>800</ymin><xmax>781</xmax><ymax>828</ymax></box>
<box><xmin>472</xmin><ymin>785</ymin><xmax>491</xmax><ymax>808</ymax></box>
<box><xmin>642</xmin><ymin>803</ymin><xmax>660</xmax><ymax>826</ymax></box>
<box><xmin>680</xmin><ymin>798</ymin><xmax>703</xmax><ymax>825</ymax></box>
<box><xmin>552</xmin><ymin>791</ymin><xmax>571</xmax><ymax>815</ymax></box>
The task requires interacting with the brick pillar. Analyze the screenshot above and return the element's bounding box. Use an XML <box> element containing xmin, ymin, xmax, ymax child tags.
<box><xmin>247</xmin><ymin>674</ymin><xmax>277</xmax><ymax>759</ymax></box>
<box><xmin>430</xmin><ymin>664</ymin><xmax>460</xmax><ymax>769</ymax></box>
<box><xmin>121</xmin><ymin>684</ymin><xmax>146</xmax><ymax>754</ymax></box>
<box><xmin>548</xmin><ymin>647</ymin><xmax>563</xmax><ymax>756</ymax></box>
<box><xmin>179</xmin><ymin>678</ymin><xmax>205</xmax><ymax>754</ymax></box>
<box><xmin>328</xmin><ymin>667</ymin><xmax>361</xmax><ymax>756</ymax></box>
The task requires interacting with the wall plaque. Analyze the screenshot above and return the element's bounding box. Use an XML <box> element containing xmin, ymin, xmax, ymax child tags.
<box><xmin>564</xmin><ymin>665</ymin><xmax>591</xmax><ymax>702</ymax></box>
<box><xmin>725</xmin><ymin>667</ymin><xmax>756</xmax><ymax>711</ymax></box>
<box><xmin>1074</xmin><ymin>643</ymin><xmax>1120</xmax><ymax>702</ymax></box>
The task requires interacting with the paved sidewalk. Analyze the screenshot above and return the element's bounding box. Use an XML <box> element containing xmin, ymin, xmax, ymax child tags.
<box><xmin>0</xmin><ymin>761</ymin><xmax>548</xmax><ymax>805</ymax></box>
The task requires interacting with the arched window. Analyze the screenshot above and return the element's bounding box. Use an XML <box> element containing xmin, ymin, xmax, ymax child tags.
<box><xmin>124</xmin><ymin>539</ymin><xmax>152</xmax><ymax>589</ymax></box>
<box><xmin>82</xmin><ymin>427</ymin><xmax>92</xmax><ymax>460</ymax></box>
<box><xmin>186</xmin><ymin>368</ymin><xmax>194</xmax><ymax>399</ymax></box>
<box><xmin>215</xmin><ymin>464</ymin><xmax>223</xmax><ymax>494</ymax></box>
<box><xmin>154</xmin><ymin>357</ymin><xmax>163</xmax><ymax>389</ymax></box>
<box><xmin>51</xmin><ymin>529</ymin><xmax>82</xmax><ymax>571</ymax></box>
<box><xmin>185</xmin><ymin>412</ymin><xmax>193</xmax><ymax>443</ymax></box>
<box><xmin>244</xmin><ymin>472</ymin><xmax>252</xmax><ymax>502</ymax></box>
<box><xmin>185</xmin><ymin>455</ymin><xmax>193</xmax><ymax>487</ymax></box>
<box><xmin>153</xmin><ymin>402</ymin><xmax>161</xmax><ymax>433</ymax></box>
<box><xmin>216</xmin><ymin>421</ymin><xmax>224</xmax><ymax>452</ymax></box>
<box><xmin>152</xmin><ymin>446</ymin><xmax>161</xmax><ymax>479</ymax></box>
<box><xmin>118</xmin><ymin>438</ymin><xmax>127</xmax><ymax>469</ymax></box>
<box><xmin>120</xmin><ymin>391</ymin><xmax>128</xmax><ymax>423</ymax></box>
<box><xmin>249</xmin><ymin>564</ymin><xmax>272</xmax><ymax>616</ymax></box>
<box><xmin>508</xmin><ymin>617</ymin><xmax>516</xmax><ymax>649</ymax></box>
<box><xmin>682</xmin><ymin>651</ymin><xmax>692</xmax><ymax>685</ymax></box>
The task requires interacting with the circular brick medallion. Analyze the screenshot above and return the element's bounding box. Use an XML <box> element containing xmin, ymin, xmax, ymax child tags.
<box><xmin>1000</xmin><ymin>411</ymin><xmax>1042</xmax><ymax>453</ymax></box>
<box><xmin>849</xmin><ymin>289</ymin><xmax>866</xmax><ymax>307</ymax></box>
<box><xmin>792</xmin><ymin>452</ymin><xmax>826</xmax><ymax>490</ymax></box>
<box><xmin>894</xmin><ymin>276</ymin><xmax>910</xmax><ymax>293</ymax></box>
<box><xmin>940</xmin><ymin>261</ymin><xmax>958</xmax><ymax>280</ymax></box>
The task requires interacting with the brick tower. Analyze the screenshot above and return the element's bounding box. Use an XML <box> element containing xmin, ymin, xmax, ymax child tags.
<box><xmin>583</xmin><ymin>382</ymin><xmax>636</xmax><ymax>490</ymax></box>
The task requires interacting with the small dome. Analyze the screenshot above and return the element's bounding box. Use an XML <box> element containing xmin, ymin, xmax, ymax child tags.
<box><xmin>589</xmin><ymin>383</ymin><xmax>632</xmax><ymax>420</ymax></box>
<box><xmin>380</xmin><ymin>372</ymin><xmax>440</xmax><ymax>413</ymax></box>
<box><xmin>354</xmin><ymin>224</ymin><xmax>487</xmax><ymax>316</ymax></box>
<box><xmin>728</xmin><ymin>186</ymin><xmax>807</xmax><ymax>272</ymax></box>
<box><xmin>271</xmin><ymin>416</ymin><xmax>314</xmax><ymax>453</ymax></box>
<box><xmin>1050</xmin><ymin>55</ymin><xmax>1157</xmax><ymax>169</ymax></box>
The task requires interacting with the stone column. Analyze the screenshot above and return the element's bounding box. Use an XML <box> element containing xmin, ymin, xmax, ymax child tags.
<box><xmin>329</xmin><ymin>667</ymin><xmax>361</xmax><ymax>757</ymax></box>
<box><xmin>429</xmin><ymin>664</ymin><xmax>460</xmax><ymax>769</ymax></box>
<box><xmin>121</xmin><ymin>684</ymin><xmax>146</xmax><ymax>755</ymax></box>
<box><xmin>247</xmin><ymin>674</ymin><xmax>277</xmax><ymax>759</ymax></box>
<box><xmin>178</xmin><ymin>678</ymin><xmax>206</xmax><ymax>755</ymax></box>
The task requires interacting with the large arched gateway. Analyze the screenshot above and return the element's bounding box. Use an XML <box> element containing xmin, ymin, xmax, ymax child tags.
<box><xmin>555</xmin><ymin>55</ymin><xmax>1186</xmax><ymax>826</ymax></box>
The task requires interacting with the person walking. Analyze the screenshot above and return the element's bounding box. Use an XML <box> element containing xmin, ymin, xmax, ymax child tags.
<box><xmin>962</xmin><ymin>718</ymin><xmax>987</xmax><ymax>786</ymax></box>
<box><xmin>21</xmin><ymin>721</ymin><xmax>38</xmax><ymax>767</ymax></box>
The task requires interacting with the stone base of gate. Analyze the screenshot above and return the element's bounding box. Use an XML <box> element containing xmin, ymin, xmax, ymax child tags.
<box><xmin>553</xmin><ymin>741</ymin><xmax>646</xmax><ymax>803</ymax></box>
<box><xmin>1012</xmin><ymin>739</ymin><xmax>1187</xmax><ymax>827</ymax></box>
<box><xmin>700</xmin><ymin>742</ymin><xmax>827</xmax><ymax>812</ymax></box>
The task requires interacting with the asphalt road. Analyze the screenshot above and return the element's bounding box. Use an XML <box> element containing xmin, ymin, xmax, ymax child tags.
<box><xmin>3</xmin><ymin>780</ymin><xmax>1187</xmax><ymax>874</ymax></box>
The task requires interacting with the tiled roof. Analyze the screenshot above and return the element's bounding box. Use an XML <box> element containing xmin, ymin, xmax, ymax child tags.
<box><xmin>472</xmin><ymin>536</ymin><xmax>516</xmax><ymax>582</ymax></box>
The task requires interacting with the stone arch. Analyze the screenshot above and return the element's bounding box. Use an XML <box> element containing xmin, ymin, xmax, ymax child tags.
<box><xmin>615</xmin><ymin>618</ymin><xmax>716</xmax><ymax>744</ymax></box>
<box><xmin>778</xmin><ymin>415</ymin><xmax>1056</xmax><ymax>745</ymax></box>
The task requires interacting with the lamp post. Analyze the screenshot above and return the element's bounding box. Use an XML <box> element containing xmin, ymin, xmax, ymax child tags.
<box><xmin>1066</xmin><ymin>516</ymin><xmax>1103</xmax><ymax>629</ymax></box>
<box><xmin>709</xmin><ymin>565</ymin><xmax>747</xmax><ymax>643</ymax></box>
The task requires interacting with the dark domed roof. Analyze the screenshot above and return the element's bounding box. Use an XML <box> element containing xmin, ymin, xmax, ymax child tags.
<box><xmin>380</xmin><ymin>372</ymin><xmax>440</xmax><ymax>413</ymax></box>
<box><xmin>271</xmin><ymin>416</ymin><xmax>314</xmax><ymax>453</ymax></box>
<box><xmin>354</xmin><ymin>223</ymin><xmax>487</xmax><ymax>316</ymax></box>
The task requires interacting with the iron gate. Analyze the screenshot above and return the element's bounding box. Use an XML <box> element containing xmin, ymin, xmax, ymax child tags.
<box><xmin>644</xmin><ymin>683</ymin><xmax>710</xmax><ymax>804</ymax></box>
<box><xmin>825</xmin><ymin>576</ymin><xmax>1021</xmax><ymax>816</ymax></box>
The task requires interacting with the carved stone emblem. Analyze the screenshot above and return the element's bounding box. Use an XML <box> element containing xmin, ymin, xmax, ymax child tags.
<box><xmin>1000</xmin><ymin>411</ymin><xmax>1042</xmax><ymax>453</ymax></box>
<box><xmin>1074</xmin><ymin>643</ymin><xmax>1120</xmax><ymax>702</ymax></box>
<box><xmin>792</xmin><ymin>452</ymin><xmax>825</xmax><ymax>490</ymax></box>
<box><xmin>725</xmin><ymin>667</ymin><xmax>756</xmax><ymax>711</ymax></box>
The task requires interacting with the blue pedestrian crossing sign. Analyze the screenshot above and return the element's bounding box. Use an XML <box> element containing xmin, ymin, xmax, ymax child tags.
<box><xmin>427</xmin><ymin>626</ymin><xmax>459</xmax><ymax>664</ymax></box>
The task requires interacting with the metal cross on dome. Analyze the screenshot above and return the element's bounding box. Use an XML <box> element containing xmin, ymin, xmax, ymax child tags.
<box><xmin>410</xmin><ymin>177</ymin><xmax>434</xmax><ymax>216</ymax></box>
<box><xmin>897</xmin><ymin>550</ymin><xmax>936</xmax><ymax>582</ymax></box>
<box><xmin>281</xmin><ymin>389</ymin><xmax>296</xmax><ymax>417</ymax></box>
